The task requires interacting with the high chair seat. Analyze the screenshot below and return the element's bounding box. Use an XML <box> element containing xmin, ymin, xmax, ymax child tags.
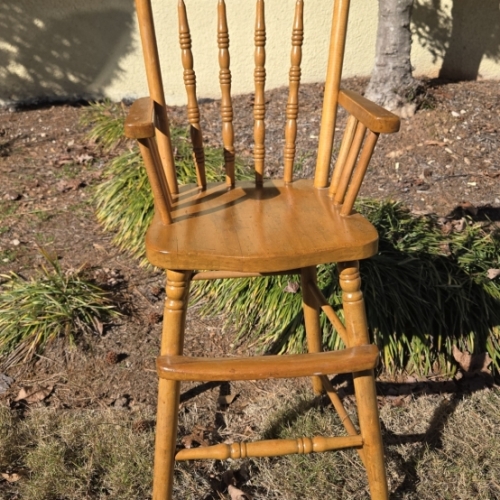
<box><xmin>146</xmin><ymin>179</ymin><xmax>378</xmax><ymax>272</ymax></box>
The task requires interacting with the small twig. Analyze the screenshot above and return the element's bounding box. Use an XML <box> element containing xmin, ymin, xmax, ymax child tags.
<box><xmin>132</xmin><ymin>286</ymin><xmax>154</xmax><ymax>306</ymax></box>
<box><xmin>33</xmin><ymin>353</ymin><xmax>64</xmax><ymax>366</ymax></box>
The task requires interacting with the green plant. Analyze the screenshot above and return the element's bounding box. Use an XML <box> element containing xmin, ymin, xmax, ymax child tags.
<box><xmin>80</xmin><ymin>100</ymin><xmax>127</xmax><ymax>151</ymax></box>
<box><xmin>191</xmin><ymin>202</ymin><xmax>500</xmax><ymax>376</ymax></box>
<box><xmin>0</xmin><ymin>249</ymin><xmax>119</xmax><ymax>366</ymax></box>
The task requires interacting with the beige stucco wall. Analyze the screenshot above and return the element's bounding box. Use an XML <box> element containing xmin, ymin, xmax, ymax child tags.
<box><xmin>1</xmin><ymin>0</ymin><xmax>499</xmax><ymax>105</ymax></box>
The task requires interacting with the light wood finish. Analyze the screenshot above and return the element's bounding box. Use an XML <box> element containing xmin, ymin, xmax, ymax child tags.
<box><xmin>341</xmin><ymin>130</ymin><xmax>379</xmax><ymax>215</ymax></box>
<box><xmin>315</xmin><ymin>0</ymin><xmax>351</xmax><ymax>188</ymax></box>
<box><xmin>253</xmin><ymin>0</ymin><xmax>266</xmax><ymax>185</ymax></box>
<box><xmin>145</xmin><ymin>180</ymin><xmax>379</xmax><ymax>273</ymax></box>
<box><xmin>135</xmin><ymin>0</ymin><xmax>178</xmax><ymax>195</ymax></box>
<box><xmin>301</xmin><ymin>266</ymin><xmax>324</xmax><ymax>394</ymax></box>
<box><xmin>175</xmin><ymin>434</ymin><xmax>363</xmax><ymax>461</ymax></box>
<box><xmin>126</xmin><ymin>2</ymin><xmax>401</xmax><ymax>499</ymax></box>
<box><xmin>218</xmin><ymin>0</ymin><xmax>236</xmax><ymax>187</ymax></box>
<box><xmin>191</xmin><ymin>269</ymin><xmax>300</xmax><ymax>280</ymax></box>
<box><xmin>157</xmin><ymin>344</ymin><xmax>379</xmax><ymax>381</ymax></box>
<box><xmin>307</xmin><ymin>280</ymin><xmax>348</xmax><ymax>345</ymax></box>
<box><xmin>339</xmin><ymin>262</ymin><xmax>389</xmax><ymax>500</ymax></box>
<box><xmin>329</xmin><ymin>114</ymin><xmax>358</xmax><ymax>197</ymax></box>
<box><xmin>333</xmin><ymin>121</ymin><xmax>366</xmax><ymax>205</ymax></box>
<box><xmin>178</xmin><ymin>0</ymin><xmax>206</xmax><ymax>189</ymax></box>
<box><xmin>283</xmin><ymin>0</ymin><xmax>304</xmax><ymax>183</ymax></box>
<box><xmin>137</xmin><ymin>138</ymin><xmax>173</xmax><ymax>225</ymax></box>
<box><xmin>339</xmin><ymin>89</ymin><xmax>400</xmax><ymax>134</ymax></box>
<box><xmin>152</xmin><ymin>270</ymin><xmax>190</xmax><ymax>500</ymax></box>
<box><xmin>124</xmin><ymin>96</ymin><xmax>155</xmax><ymax>139</ymax></box>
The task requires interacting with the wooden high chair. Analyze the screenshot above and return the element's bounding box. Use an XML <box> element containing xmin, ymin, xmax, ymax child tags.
<box><xmin>124</xmin><ymin>0</ymin><xmax>399</xmax><ymax>498</ymax></box>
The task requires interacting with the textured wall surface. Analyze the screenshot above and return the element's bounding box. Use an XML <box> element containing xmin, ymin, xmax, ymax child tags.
<box><xmin>0</xmin><ymin>0</ymin><xmax>499</xmax><ymax>105</ymax></box>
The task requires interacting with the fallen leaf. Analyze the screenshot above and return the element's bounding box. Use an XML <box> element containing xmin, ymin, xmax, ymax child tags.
<box><xmin>1</xmin><ymin>472</ymin><xmax>21</xmax><ymax>483</ymax></box>
<box><xmin>56</xmin><ymin>179</ymin><xmax>86</xmax><ymax>192</ymax></box>
<box><xmin>487</xmin><ymin>269</ymin><xmax>500</xmax><ymax>280</ymax></box>
<box><xmin>452</xmin><ymin>346</ymin><xmax>492</xmax><ymax>373</ymax></box>
<box><xmin>4</xmin><ymin>192</ymin><xmax>22</xmax><ymax>201</ymax></box>
<box><xmin>243</xmin><ymin>425</ymin><xmax>254</xmax><ymax>436</ymax></box>
<box><xmin>452</xmin><ymin>218</ymin><xmax>466</xmax><ymax>232</ymax></box>
<box><xmin>181</xmin><ymin>425</ymin><xmax>210</xmax><ymax>448</ymax></box>
<box><xmin>92</xmin><ymin>243</ymin><xmax>109</xmax><ymax>254</ymax></box>
<box><xmin>283</xmin><ymin>281</ymin><xmax>299</xmax><ymax>293</ymax></box>
<box><xmin>439</xmin><ymin>242</ymin><xmax>451</xmax><ymax>256</ymax></box>
<box><xmin>228</xmin><ymin>484</ymin><xmax>252</xmax><ymax>500</ymax></box>
<box><xmin>76</xmin><ymin>153</ymin><xmax>94</xmax><ymax>164</ymax></box>
<box><xmin>459</xmin><ymin>201</ymin><xmax>478</xmax><ymax>216</ymax></box>
<box><xmin>0</xmin><ymin>374</ymin><xmax>14</xmax><ymax>395</ymax></box>
<box><xmin>93</xmin><ymin>317</ymin><xmax>104</xmax><ymax>335</ymax></box>
<box><xmin>14</xmin><ymin>385</ymin><xmax>54</xmax><ymax>404</ymax></box>
<box><xmin>218</xmin><ymin>393</ymin><xmax>237</xmax><ymax>407</ymax></box>
<box><xmin>386</xmin><ymin>149</ymin><xmax>404</xmax><ymax>159</ymax></box>
<box><xmin>55</xmin><ymin>155</ymin><xmax>73</xmax><ymax>166</ymax></box>
<box><xmin>411</xmin><ymin>209</ymin><xmax>433</xmax><ymax>216</ymax></box>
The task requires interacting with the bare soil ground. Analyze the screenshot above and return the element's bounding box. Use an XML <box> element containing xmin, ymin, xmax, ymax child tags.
<box><xmin>0</xmin><ymin>78</ymin><xmax>499</xmax><ymax>497</ymax></box>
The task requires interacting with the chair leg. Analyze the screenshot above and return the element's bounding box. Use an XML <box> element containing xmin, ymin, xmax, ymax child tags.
<box><xmin>339</xmin><ymin>262</ymin><xmax>388</xmax><ymax>500</ymax></box>
<box><xmin>153</xmin><ymin>270</ymin><xmax>191</xmax><ymax>500</ymax></box>
<box><xmin>301</xmin><ymin>266</ymin><xmax>324</xmax><ymax>395</ymax></box>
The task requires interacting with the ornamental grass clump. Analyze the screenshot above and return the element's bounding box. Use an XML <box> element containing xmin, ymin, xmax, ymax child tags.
<box><xmin>0</xmin><ymin>250</ymin><xmax>118</xmax><ymax>367</ymax></box>
<box><xmin>80</xmin><ymin>100</ymin><xmax>127</xmax><ymax>151</ymax></box>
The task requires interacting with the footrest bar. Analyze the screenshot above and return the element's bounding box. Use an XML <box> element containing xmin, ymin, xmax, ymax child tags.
<box><xmin>175</xmin><ymin>434</ymin><xmax>363</xmax><ymax>461</ymax></box>
<box><xmin>157</xmin><ymin>345</ymin><xmax>379</xmax><ymax>381</ymax></box>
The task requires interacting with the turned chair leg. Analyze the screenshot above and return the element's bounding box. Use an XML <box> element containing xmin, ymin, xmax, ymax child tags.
<box><xmin>339</xmin><ymin>262</ymin><xmax>389</xmax><ymax>500</ymax></box>
<box><xmin>153</xmin><ymin>270</ymin><xmax>191</xmax><ymax>500</ymax></box>
<box><xmin>301</xmin><ymin>266</ymin><xmax>324</xmax><ymax>395</ymax></box>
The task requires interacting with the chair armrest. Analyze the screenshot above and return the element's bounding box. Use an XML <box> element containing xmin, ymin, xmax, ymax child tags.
<box><xmin>124</xmin><ymin>97</ymin><xmax>155</xmax><ymax>139</ymax></box>
<box><xmin>338</xmin><ymin>89</ymin><xmax>400</xmax><ymax>134</ymax></box>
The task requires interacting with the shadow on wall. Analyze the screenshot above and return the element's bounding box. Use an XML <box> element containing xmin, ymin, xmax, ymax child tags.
<box><xmin>0</xmin><ymin>0</ymin><xmax>135</xmax><ymax>104</ymax></box>
<box><xmin>413</xmin><ymin>0</ymin><xmax>500</xmax><ymax>80</ymax></box>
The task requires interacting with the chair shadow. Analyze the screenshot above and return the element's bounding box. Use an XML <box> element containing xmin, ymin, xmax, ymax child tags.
<box><xmin>386</xmin><ymin>393</ymin><xmax>461</xmax><ymax>499</ymax></box>
<box><xmin>178</xmin><ymin>371</ymin><xmax>495</xmax><ymax>498</ymax></box>
<box><xmin>446</xmin><ymin>204</ymin><xmax>500</xmax><ymax>223</ymax></box>
<box><xmin>172</xmin><ymin>183</ymin><xmax>281</xmax><ymax>224</ymax></box>
<box><xmin>332</xmin><ymin>372</ymin><xmax>495</xmax><ymax>498</ymax></box>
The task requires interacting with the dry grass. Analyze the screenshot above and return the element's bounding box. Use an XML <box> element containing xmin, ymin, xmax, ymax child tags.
<box><xmin>1</xmin><ymin>384</ymin><xmax>499</xmax><ymax>499</ymax></box>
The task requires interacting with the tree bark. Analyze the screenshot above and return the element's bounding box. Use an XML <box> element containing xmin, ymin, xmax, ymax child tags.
<box><xmin>365</xmin><ymin>0</ymin><xmax>416</xmax><ymax>117</ymax></box>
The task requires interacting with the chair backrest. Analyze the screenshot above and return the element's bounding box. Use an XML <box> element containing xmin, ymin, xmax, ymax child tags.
<box><xmin>129</xmin><ymin>0</ymin><xmax>399</xmax><ymax>226</ymax></box>
<box><xmin>134</xmin><ymin>0</ymin><xmax>351</xmax><ymax>191</ymax></box>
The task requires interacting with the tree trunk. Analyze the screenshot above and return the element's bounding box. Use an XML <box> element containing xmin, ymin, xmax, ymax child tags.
<box><xmin>365</xmin><ymin>0</ymin><xmax>416</xmax><ymax>117</ymax></box>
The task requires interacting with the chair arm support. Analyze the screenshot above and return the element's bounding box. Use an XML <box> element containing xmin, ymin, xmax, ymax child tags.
<box><xmin>339</xmin><ymin>89</ymin><xmax>400</xmax><ymax>134</ymax></box>
<box><xmin>124</xmin><ymin>97</ymin><xmax>155</xmax><ymax>139</ymax></box>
